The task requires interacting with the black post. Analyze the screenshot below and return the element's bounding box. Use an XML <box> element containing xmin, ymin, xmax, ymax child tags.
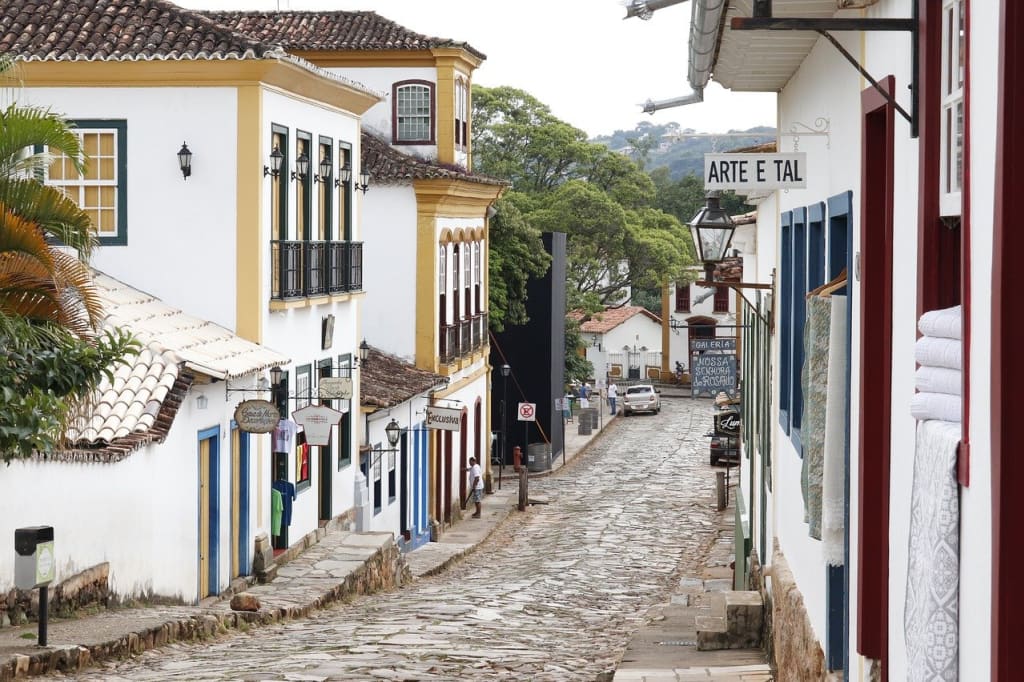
<box><xmin>38</xmin><ymin>585</ymin><xmax>47</xmax><ymax>646</ymax></box>
<box><xmin>499</xmin><ymin>397</ymin><xmax>505</xmax><ymax>491</ymax></box>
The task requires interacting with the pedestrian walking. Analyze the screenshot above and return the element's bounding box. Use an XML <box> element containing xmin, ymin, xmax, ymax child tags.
<box><xmin>467</xmin><ymin>456</ymin><xmax>483</xmax><ymax>518</ymax></box>
<box><xmin>608</xmin><ymin>381</ymin><xmax>619</xmax><ymax>415</ymax></box>
<box><xmin>580</xmin><ymin>382</ymin><xmax>591</xmax><ymax>409</ymax></box>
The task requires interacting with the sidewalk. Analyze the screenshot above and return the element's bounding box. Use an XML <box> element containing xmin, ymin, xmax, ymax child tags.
<box><xmin>0</xmin><ymin>410</ymin><xmax>614</xmax><ymax>681</ymax></box>
<box><xmin>0</xmin><ymin>400</ymin><xmax>771</xmax><ymax>681</ymax></box>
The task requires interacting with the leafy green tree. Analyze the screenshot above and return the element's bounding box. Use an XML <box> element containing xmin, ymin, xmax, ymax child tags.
<box><xmin>563</xmin><ymin>317</ymin><xmax>592</xmax><ymax>384</ymax></box>
<box><xmin>487</xmin><ymin>192</ymin><xmax>550</xmax><ymax>332</ymax></box>
<box><xmin>0</xmin><ymin>69</ymin><xmax>137</xmax><ymax>462</ymax></box>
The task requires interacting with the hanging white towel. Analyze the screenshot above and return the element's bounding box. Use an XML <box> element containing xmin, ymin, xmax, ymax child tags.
<box><xmin>905</xmin><ymin>419</ymin><xmax>960</xmax><ymax>682</ymax></box>
<box><xmin>918</xmin><ymin>304</ymin><xmax>962</xmax><ymax>340</ymax></box>
<box><xmin>914</xmin><ymin>336</ymin><xmax>963</xmax><ymax>371</ymax></box>
<box><xmin>822</xmin><ymin>296</ymin><xmax>847</xmax><ymax>567</ymax></box>
<box><xmin>910</xmin><ymin>392</ymin><xmax>962</xmax><ymax>423</ymax></box>
<box><xmin>915</xmin><ymin>366</ymin><xmax>962</xmax><ymax>397</ymax></box>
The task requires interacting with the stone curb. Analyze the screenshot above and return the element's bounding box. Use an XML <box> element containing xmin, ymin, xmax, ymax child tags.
<box><xmin>413</xmin><ymin>497</ymin><xmax>520</xmax><ymax>580</ymax></box>
<box><xmin>0</xmin><ymin>539</ymin><xmax>404</xmax><ymax>681</ymax></box>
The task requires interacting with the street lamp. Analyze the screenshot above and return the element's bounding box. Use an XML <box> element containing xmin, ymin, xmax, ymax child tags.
<box><xmin>688</xmin><ymin>193</ymin><xmax>736</xmax><ymax>275</ymax></box>
<box><xmin>500</xmin><ymin>364</ymin><xmax>511</xmax><ymax>472</ymax></box>
<box><xmin>385</xmin><ymin>418</ymin><xmax>401</xmax><ymax>450</ymax></box>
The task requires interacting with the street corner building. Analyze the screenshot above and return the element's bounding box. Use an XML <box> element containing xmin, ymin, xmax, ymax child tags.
<box><xmin>644</xmin><ymin>0</ymin><xmax>1021</xmax><ymax>679</ymax></box>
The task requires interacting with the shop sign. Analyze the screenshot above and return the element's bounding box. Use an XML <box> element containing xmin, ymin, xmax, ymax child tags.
<box><xmin>293</xmin><ymin>404</ymin><xmax>344</xmax><ymax>446</ymax></box>
<box><xmin>425</xmin><ymin>405</ymin><xmax>461</xmax><ymax>431</ymax></box>
<box><xmin>691</xmin><ymin>354</ymin><xmax>738</xmax><ymax>398</ymax></box>
<box><xmin>692</xmin><ymin>338</ymin><xmax>737</xmax><ymax>352</ymax></box>
<box><xmin>234</xmin><ymin>399</ymin><xmax>280</xmax><ymax>434</ymax></box>
<box><xmin>704</xmin><ymin>153</ymin><xmax>807</xmax><ymax>191</ymax></box>
<box><xmin>318</xmin><ymin>377</ymin><xmax>352</xmax><ymax>400</ymax></box>
<box><xmin>714</xmin><ymin>410</ymin><xmax>741</xmax><ymax>437</ymax></box>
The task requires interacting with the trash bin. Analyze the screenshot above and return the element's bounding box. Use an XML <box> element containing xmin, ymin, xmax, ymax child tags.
<box><xmin>527</xmin><ymin>443</ymin><xmax>552</xmax><ymax>472</ymax></box>
<box><xmin>578</xmin><ymin>418</ymin><xmax>592</xmax><ymax>436</ymax></box>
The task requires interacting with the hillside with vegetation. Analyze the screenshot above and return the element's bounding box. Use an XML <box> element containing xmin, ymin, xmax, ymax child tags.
<box><xmin>592</xmin><ymin>121</ymin><xmax>776</xmax><ymax>180</ymax></box>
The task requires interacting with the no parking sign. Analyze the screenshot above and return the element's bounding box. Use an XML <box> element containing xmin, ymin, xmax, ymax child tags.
<box><xmin>517</xmin><ymin>402</ymin><xmax>537</xmax><ymax>421</ymax></box>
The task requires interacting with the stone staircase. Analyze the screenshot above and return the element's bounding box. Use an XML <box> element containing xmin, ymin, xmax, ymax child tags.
<box><xmin>696</xmin><ymin>590</ymin><xmax>764</xmax><ymax>650</ymax></box>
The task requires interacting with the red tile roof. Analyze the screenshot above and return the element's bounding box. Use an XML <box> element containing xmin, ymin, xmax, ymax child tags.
<box><xmin>361</xmin><ymin>346</ymin><xmax>446</xmax><ymax>409</ymax></box>
<box><xmin>362</xmin><ymin>131</ymin><xmax>507</xmax><ymax>187</ymax></box>
<box><xmin>0</xmin><ymin>0</ymin><xmax>283</xmax><ymax>62</ymax></box>
<box><xmin>569</xmin><ymin>306</ymin><xmax>663</xmax><ymax>334</ymax></box>
<box><xmin>201</xmin><ymin>10</ymin><xmax>486</xmax><ymax>60</ymax></box>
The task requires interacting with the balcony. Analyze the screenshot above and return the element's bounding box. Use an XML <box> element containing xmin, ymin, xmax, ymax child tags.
<box><xmin>271</xmin><ymin>240</ymin><xmax>363</xmax><ymax>300</ymax></box>
<box><xmin>440</xmin><ymin>312</ymin><xmax>489</xmax><ymax>365</ymax></box>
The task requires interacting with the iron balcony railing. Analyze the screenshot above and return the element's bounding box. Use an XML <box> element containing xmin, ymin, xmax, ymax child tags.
<box><xmin>271</xmin><ymin>240</ymin><xmax>363</xmax><ymax>300</ymax></box>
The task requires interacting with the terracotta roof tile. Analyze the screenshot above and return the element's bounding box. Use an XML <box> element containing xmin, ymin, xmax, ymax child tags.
<box><xmin>360</xmin><ymin>346</ymin><xmax>446</xmax><ymax>409</ymax></box>
<box><xmin>202</xmin><ymin>10</ymin><xmax>486</xmax><ymax>60</ymax></box>
<box><xmin>569</xmin><ymin>306</ymin><xmax>663</xmax><ymax>335</ymax></box>
<box><xmin>361</xmin><ymin>131</ymin><xmax>507</xmax><ymax>187</ymax></box>
<box><xmin>0</xmin><ymin>0</ymin><xmax>285</xmax><ymax>62</ymax></box>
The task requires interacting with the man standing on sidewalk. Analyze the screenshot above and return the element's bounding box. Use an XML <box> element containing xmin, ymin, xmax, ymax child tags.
<box><xmin>608</xmin><ymin>382</ymin><xmax>619</xmax><ymax>415</ymax></box>
<box><xmin>468</xmin><ymin>457</ymin><xmax>483</xmax><ymax>518</ymax></box>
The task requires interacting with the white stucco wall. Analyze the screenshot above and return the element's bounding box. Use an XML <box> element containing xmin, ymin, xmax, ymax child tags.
<box><xmin>0</xmin><ymin>380</ymin><xmax>261</xmax><ymax>604</ymax></box>
<box><xmin>771</xmin><ymin>26</ymin><xmax>865</xmax><ymax>660</ymax></box>
<box><xmin>361</xmin><ymin>185</ymin><xmax>419</xmax><ymax>361</ymax></box>
<box><xmin>20</xmin><ymin>86</ymin><xmax>240</xmax><ymax>328</ymax></box>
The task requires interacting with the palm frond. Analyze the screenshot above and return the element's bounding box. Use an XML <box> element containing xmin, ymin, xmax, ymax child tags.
<box><xmin>0</xmin><ymin>179</ymin><xmax>97</xmax><ymax>259</ymax></box>
<box><xmin>0</xmin><ymin>103</ymin><xmax>85</xmax><ymax>179</ymax></box>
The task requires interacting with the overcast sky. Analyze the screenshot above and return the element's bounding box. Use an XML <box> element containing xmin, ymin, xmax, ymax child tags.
<box><xmin>179</xmin><ymin>0</ymin><xmax>776</xmax><ymax>138</ymax></box>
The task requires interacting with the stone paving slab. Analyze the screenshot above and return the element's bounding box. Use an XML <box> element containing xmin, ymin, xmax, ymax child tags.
<box><xmin>2</xmin><ymin>396</ymin><xmax>773</xmax><ymax>681</ymax></box>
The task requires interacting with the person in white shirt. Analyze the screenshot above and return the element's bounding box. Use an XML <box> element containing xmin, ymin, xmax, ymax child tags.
<box><xmin>467</xmin><ymin>457</ymin><xmax>484</xmax><ymax>518</ymax></box>
<box><xmin>607</xmin><ymin>382</ymin><xmax>619</xmax><ymax>415</ymax></box>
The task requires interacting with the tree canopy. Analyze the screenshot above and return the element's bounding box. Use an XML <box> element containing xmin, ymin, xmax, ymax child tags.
<box><xmin>474</xmin><ymin>85</ymin><xmax>695</xmax><ymax>316</ymax></box>
<box><xmin>0</xmin><ymin>64</ymin><xmax>136</xmax><ymax>463</ymax></box>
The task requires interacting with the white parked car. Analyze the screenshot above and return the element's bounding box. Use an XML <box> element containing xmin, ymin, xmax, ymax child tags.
<box><xmin>622</xmin><ymin>384</ymin><xmax>661</xmax><ymax>416</ymax></box>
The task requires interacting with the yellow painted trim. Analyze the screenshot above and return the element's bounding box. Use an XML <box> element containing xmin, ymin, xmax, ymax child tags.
<box><xmin>414</xmin><ymin>178</ymin><xmax>504</xmax><ymax>218</ymax></box>
<box><xmin>237</xmin><ymin>85</ymin><xmax>263</xmax><ymax>343</ymax></box>
<box><xmin>267</xmin><ymin>291</ymin><xmax>363</xmax><ymax>312</ymax></box>
<box><xmin>431</xmin><ymin>362</ymin><xmax>490</xmax><ymax>399</ymax></box>
<box><xmin>435</xmin><ymin>58</ymin><xmax>456</xmax><ymax>165</ymax></box>
<box><xmin>19</xmin><ymin>59</ymin><xmax>382</xmax><ymax>115</ymax></box>
<box><xmin>661</xmin><ymin>281</ymin><xmax>671</xmax><ymax>375</ymax></box>
<box><xmin>439</xmin><ymin>228</ymin><xmax>455</xmax><ymax>244</ymax></box>
<box><xmin>430</xmin><ymin>47</ymin><xmax>484</xmax><ymax>72</ymax></box>
<box><xmin>416</xmin><ymin>211</ymin><xmax>438</xmax><ymax>373</ymax></box>
<box><xmin>293</xmin><ymin>51</ymin><xmax>438</xmax><ymax>68</ymax></box>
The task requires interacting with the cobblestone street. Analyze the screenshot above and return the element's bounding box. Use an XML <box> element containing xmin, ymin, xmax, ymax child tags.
<box><xmin>72</xmin><ymin>398</ymin><xmax>724</xmax><ymax>681</ymax></box>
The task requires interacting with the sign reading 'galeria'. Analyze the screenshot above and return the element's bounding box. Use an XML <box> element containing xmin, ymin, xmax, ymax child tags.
<box><xmin>704</xmin><ymin>153</ymin><xmax>807</xmax><ymax>191</ymax></box>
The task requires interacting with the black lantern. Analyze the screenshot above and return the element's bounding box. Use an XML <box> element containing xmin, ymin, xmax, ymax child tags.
<box><xmin>385</xmin><ymin>419</ymin><xmax>401</xmax><ymax>449</ymax></box>
<box><xmin>292</xmin><ymin>152</ymin><xmax>310</xmax><ymax>182</ymax></box>
<box><xmin>359</xmin><ymin>339</ymin><xmax>370</xmax><ymax>365</ymax></box>
<box><xmin>335</xmin><ymin>163</ymin><xmax>352</xmax><ymax>188</ymax></box>
<box><xmin>177</xmin><ymin>142</ymin><xmax>192</xmax><ymax>180</ymax></box>
<box><xmin>355</xmin><ymin>169</ymin><xmax>371</xmax><ymax>193</ymax></box>
<box><xmin>315</xmin><ymin>156</ymin><xmax>332</xmax><ymax>183</ymax></box>
<box><xmin>269</xmin><ymin>365</ymin><xmax>283</xmax><ymax>388</ymax></box>
<box><xmin>688</xmin><ymin>193</ymin><xmax>736</xmax><ymax>264</ymax></box>
<box><xmin>264</xmin><ymin>146</ymin><xmax>284</xmax><ymax>177</ymax></box>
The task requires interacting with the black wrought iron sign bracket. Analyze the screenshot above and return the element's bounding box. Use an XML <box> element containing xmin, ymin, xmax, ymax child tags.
<box><xmin>731</xmin><ymin>0</ymin><xmax>919</xmax><ymax>137</ymax></box>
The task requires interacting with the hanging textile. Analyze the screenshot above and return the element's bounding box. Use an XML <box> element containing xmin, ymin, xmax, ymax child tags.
<box><xmin>802</xmin><ymin>296</ymin><xmax>831</xmax><ymax>540</ymax></box>
<box><xmin>821</xmin><ymin>295</ymin><xmax>847</xmax><ymax>566</ymax></box>
<box><xmin>904</xmin><ymin>419</ymin><xmax>960</xmax><ymax>681</ymax></box>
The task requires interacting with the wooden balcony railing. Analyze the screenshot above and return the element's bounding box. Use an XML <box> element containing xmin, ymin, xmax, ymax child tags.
<box><xmin>439</xmin><ymin>312</ymin><xmax>489</xmax><ymax>364</ymax></box>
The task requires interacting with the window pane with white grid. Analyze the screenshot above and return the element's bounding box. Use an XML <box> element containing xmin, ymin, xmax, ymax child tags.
<box><xmin>397</xmin><ymin>84</ymin><xmax>431</xmax><ymax>141</ymax></box>
<box><xmin>48</xmin><ymin>129</ymin><xmax>118</xmax><ymax>237</ymax></box>
<box><xmin>939</xmin><ymin>0</ymin><xmax>964</xmax><ymax>216</ymax></box>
